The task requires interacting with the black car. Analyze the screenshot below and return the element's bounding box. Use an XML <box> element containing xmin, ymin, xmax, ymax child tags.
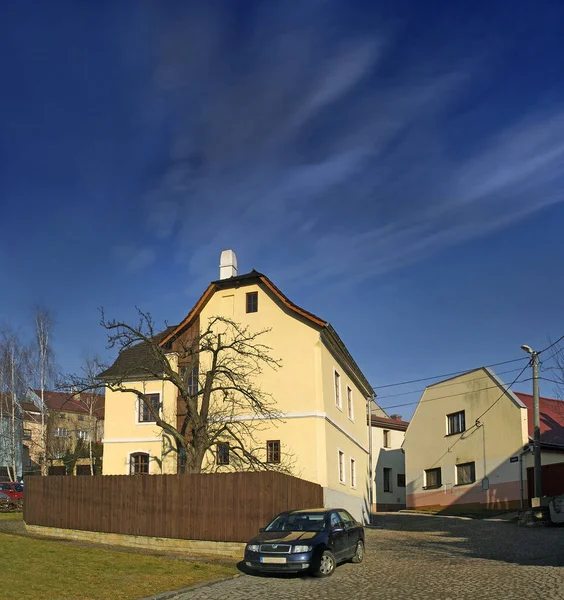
<box><xmin>244</xmin><ymin>508</ymin><xmax>365</xmax><ymax>577</ymax></box>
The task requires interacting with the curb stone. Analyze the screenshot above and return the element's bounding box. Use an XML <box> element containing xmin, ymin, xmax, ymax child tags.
<box><xmin>136</xmin><ymin>573</ymin><xmax>242</xmax><ymax>600</ymax></box>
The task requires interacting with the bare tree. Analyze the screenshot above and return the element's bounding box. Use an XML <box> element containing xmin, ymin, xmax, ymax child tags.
<box><xmin>74</xmin><ymin>356</ymin><xmax>105</xmax><ymax>475</ymax></box>
<box><xmin>66</xmin><ymin>309</ymin><xmax>291</xmax><ymax>474</ymax></box>
<box><xmin>0</xmin><ymin>330</ymin><xmax>30</xmax><ymax>481</ymax></box>
<box><xmin>34</xmin><ymin>307</ymin><xmax>56</xmax><ymax>476</ymax></box>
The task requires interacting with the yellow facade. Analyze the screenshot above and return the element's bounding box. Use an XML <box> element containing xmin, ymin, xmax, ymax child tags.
<box><xmin>404</xmin><ymin>368</ymin><xmax>529</xmax><ymax>510</ymax></box>
<box><xmin>102</xmin><ymin>273</ymin><xmax>375</xmax><ymax>516</ymax></box>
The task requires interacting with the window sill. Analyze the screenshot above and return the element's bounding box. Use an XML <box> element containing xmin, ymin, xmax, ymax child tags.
<box><xmin>422</xmin><ymin>485</ymin><xmax>442</xmax><ymax>490</ymax></box>
<box><xmin>445</xmin><ymin>431</ymin><xmax>465</xmax><ymax>437</ymax></box>
<box><xmin>336</xmin><ymin>405</ymin><xmax>343</xmax><ymax>412</ymax></box>
<box><xmin>339</xmin><ymin>480</ymin><xmax>346</xmax><ymax>486</ymax></box>
<box><xmin>454</xmin><ymin>481</ymin><xmax>475</xmax><ymax>487</ymax></box>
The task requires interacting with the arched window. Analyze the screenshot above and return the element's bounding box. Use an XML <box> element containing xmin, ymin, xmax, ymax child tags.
<box><xmin>130</xmin><ymin>452</ymin><xmax>150</xmax><ymax>475</ymax></box>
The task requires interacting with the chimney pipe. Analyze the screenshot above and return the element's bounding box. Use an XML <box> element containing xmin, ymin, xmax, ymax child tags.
<box><xmin>219</xmin><ymin>249</ymin><xmax>238</xmax><ymax>280</ymax></box>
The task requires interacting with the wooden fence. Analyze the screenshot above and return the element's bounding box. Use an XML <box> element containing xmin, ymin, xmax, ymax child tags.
<box><xmin>23</xmin><ymin>472</ymin><xmax>323</xmax><ymax>542</ymax></box>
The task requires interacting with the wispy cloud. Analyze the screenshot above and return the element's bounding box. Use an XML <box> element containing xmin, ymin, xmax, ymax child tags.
<box><xmin>138</xmin><ymin>2</ymin><xmax>564</xmax><ymax>288</ymax></box>
<box><xmin>113</xmin><ymin>245</ymin><xmax>156</xmax><ymax>273</ymax></box>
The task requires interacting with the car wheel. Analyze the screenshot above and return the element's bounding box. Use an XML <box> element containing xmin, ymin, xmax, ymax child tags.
<box><xmin>351</xmin><ymin>540</ymin><xmax>364</xmax><ymax>563</ymax></box>
<box><xmin>314</xmin><ymin>549</ymin><xmax>336</xmax><ymax>577</ymax></box>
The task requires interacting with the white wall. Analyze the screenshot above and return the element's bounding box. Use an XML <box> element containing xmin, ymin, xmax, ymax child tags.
<box><xmin>372</xmin><ymin>426</ymin><xmax>406</xmax><ymax>510</ymax></box>
<box><xmin>323</xmin><ymin>487</ymin><xmax>369</xmax><ymax>524</ymax></box>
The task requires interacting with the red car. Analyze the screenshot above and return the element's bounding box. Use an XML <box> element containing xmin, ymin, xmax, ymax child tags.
<box><xmin>0</xmin><ymin>481</ymin><xmax>24</xmax><ymax>501</ymax></box>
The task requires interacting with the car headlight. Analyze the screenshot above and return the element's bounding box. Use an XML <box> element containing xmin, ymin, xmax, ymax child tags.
<box><xmin>246</xmin><ymin>544</ymin><xmax>260</xmax><ymax>552</ymax></box>
<box><xmin>292</xmin><ymin>545</ymin><xmax>313</xmax><ymax>553</ymax></box>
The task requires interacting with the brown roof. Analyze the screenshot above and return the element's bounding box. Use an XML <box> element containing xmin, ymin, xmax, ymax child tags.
<box><xmin>98</xmin><ymin>326</ymin><xmax>177</xmax><ymax>381</ymax></box>
<box><xmin>159</xmin><ymin>270</ymin><xmax>327</xmax><ymax>347</ymax></box>
<box><xmin>100</xmin><ymin>270</ymin><xmax>373</xmax><ymax>397</ymax></box>
<box><xmin>30</xmin><ymin>390</ymin><xmax>105</xmax><ymax>419</ymax></box>
<box><xmin>370</xmin><ymin>415</ymin><xmax>409</xmax><ymax>431</ymax></box>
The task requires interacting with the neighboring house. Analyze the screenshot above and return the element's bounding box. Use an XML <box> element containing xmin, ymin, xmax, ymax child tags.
<box><xmin>23</xmin><ymin>390</ymin><xmax>105</xmax><ymax>475</ymax></box>
<box><xmin>0</xmin><ymin>393</ymin><xmax>23</xmax><ymax>480</ymax></box>
<box><xmin>371</xmin><ymin>414</ymin><xmax>409</xmax><ymax>511</ymax></box>
<box><xmin>404</xmin><ymin>367</ymin><xmax>564</xmax><ymax>511</ymax></box>
<box><xmin>101</xmin><ymin>250</ymin><xmax>388</xmax><ymax>521</ymax></box>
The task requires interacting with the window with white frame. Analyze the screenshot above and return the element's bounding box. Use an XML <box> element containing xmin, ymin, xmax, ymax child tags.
<box><xmin>350</xmin><ymin>458</ymin><xmax>356</xmax><ymax>488</ymax></box>
<box><xmin>138</xmin><ymin>393</ymin><xmax>160</xmax><ymax>423</ymax></box>
<box><xmin>130</xmin><ymin>452</ymin><xmax>150</xmax><ymax>474</ymax></box>
<box><xmin>77</xmin><ymin>430</ymin><xmax>89</xmax><ymax>440</ymax></box>
<box><xmin>347</xmin><ymin>386</ymin><xmax>354</xmax><ymax>420</ymax></box>
<box><xmin>383</xmin><ymin>429</ymin><xmax>391</xmax><ymax>448</ymax></box>
<box><xmin>187</xmin><ymin>365</ymin><xmax>198</xmax><ymax>396</ymax></box>
<box><xmin>456</xmin><ymin>462</ymin><xmax>476</xmax><ymax>485</ymax></box>
<box><xmin>334</xmin><ymin>371</ymin><xmax>341</xmax><ymax>409</ymax></box>
<box><xmin>54</xmin><ymin>427</ymin><xmax>68</xmax><ymax>437</ymax></box>
<box><xmin>447</xmin><ymin>410</ymin><xmax>465</xmax><ymax>435</ymax></box>
<box><xmin>424</xmin><ymin>467</ymin><xmax>442</xmax><ymax>489</ymax></box>
<box><xmin>338</xmin><ymin>450</ymin><xmax>345</xmax><ymax>484</ymax></box>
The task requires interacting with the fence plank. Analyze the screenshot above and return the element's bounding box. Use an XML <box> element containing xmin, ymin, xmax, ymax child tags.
<box><xmin>23</xmin><ymin>472</ymin><xmax>324</xmax><ymax>543</ymax></box>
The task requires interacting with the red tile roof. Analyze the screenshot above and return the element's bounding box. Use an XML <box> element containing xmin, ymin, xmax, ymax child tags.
<box><xmin>515</xmin><ymin>392</ymin><xmax>564</xmax><ymax>448</ymax></box>
<box><xmin>31</xmin><ymin>390</ymin><xmax>105</xmax><ymax>419</ymax></box>
<box><xmin>370</xmin><ymin>415</ymin><xmax>409</xmax><ymax>431</ymax></box>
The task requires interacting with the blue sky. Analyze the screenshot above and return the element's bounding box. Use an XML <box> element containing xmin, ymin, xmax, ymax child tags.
<box><xmin>1</xmin><ymin>1</ymin><xmax>564</xmax><ymax>418</ymax></box>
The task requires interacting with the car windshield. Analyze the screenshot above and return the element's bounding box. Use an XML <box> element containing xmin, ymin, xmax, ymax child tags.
<box><xmin>13</xmin><ymin>484</ymin><xmax>23</xmax><ymax>492</ymax></box>
<box><xmin>265</xmin><ymin>512</ymin><xmax>327</xmax><ymax>532</ymax></box>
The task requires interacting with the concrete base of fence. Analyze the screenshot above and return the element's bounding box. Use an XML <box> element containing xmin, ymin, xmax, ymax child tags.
<box><xmin>24</xmin><ymin>523</ymin><xmax>245</xmax><ymax>557</ymax></box>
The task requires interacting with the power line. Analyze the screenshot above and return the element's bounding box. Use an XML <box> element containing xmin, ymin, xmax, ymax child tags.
<box><xmin>540</xmin><ymin>333</ymin><xmax>564</xmax><ymax>355</ymax></box>
<box><xmin>474</xmin><ymin>362</ymin><xmax>531</xmax><ymax>423</ymax></box>
<box><xmin>428</xmin><ymin>363</ymin><xmax>531</xmax><ymax>468</ymax></box>
<box><xmin>372</xmin><ymin>356</ymin><xmax>528</xmax><ymax>390</ymax></box>
<box><xmin>376</xmin><ymin>366</ymin><xmax>525</xmax><ymax>401</ymax></box>
<box><xmin>380</xmin><ymin>376</ymin><xmax>532</xmax><ymax>412</ymax></box>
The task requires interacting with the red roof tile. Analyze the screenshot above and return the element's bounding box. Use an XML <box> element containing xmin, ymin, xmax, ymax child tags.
<box><xmin>31</xmin><ymin>390</ymin><xmax>105</xmax><ymax>419</ymax></box>
<box><xmin>515</xmin><ymin>392</ymin><xmax>564</xmax><ymax>448</ymax></box>
<box><xmin>370</xmin><ymin>415</ymin><xmax>409</xmax><ymax>431</ymax></box>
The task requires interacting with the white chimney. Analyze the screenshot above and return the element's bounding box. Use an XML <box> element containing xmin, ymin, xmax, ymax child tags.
<box><xmin>219</xmin><ymin>249</ymin><xmax>238</xmax><ymax>279</ymax></box>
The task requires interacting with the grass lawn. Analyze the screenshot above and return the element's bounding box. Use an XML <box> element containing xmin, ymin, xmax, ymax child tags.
<box><xmin>1</xmin><ymin>518</ymin><xmax>237</xmax><ymax>600</ymax></box>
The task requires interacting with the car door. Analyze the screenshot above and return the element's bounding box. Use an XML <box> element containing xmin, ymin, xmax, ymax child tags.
<box><xmin>337</xmin><ymin>510</ymin><xmax>359</xmax><ymax>558</ymax></box>
<box><xmin>328</xmin><ymin>511</ymin><xmax>348</xmax><ymax>560</ymax></box>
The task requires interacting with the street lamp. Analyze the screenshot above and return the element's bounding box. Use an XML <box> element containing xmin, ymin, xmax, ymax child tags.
<box><xmin>521</xmin><ymin>344</ymin><xmax>542</xmax><ymax>499</ymax></box>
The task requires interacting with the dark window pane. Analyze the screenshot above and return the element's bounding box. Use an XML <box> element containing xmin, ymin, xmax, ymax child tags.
<box><xmin>217</xmin><ymin>442</ymin><xmax>230</xmax><ymax>465</ymax></box>
<box><xmin>187</xmin><ymin>366</ymin><xmax>198</xmax><ymax>395</ymax></box>
<box><xmin>447</xmin><ymin>411</ymin><xmax>465</xmax><ymax>435</ymax></box>
<box><xmin>456</xmin><ymin>462</ymin><xmax>476</xmax><ymax>485</ymax></box>
<box><xmin>383</xmin><ymin>467</ymin><xmax>392</xmax><ymax>492</ymax></box>
<box><xmin>139</xmin><ymin>394</ymin><xmax>159</xmax><ymax>422</ymax></box>
<box><xmin>130</xmin><ymin>453</ymin><xmax>149</xmax><ymax>475</ymax></box>
<box><xmin>246</xmin><ymin>292</ymin><xmax>258</xmax><ymax>313</ymax></box>
<box><xmin>267</xmin><ymin>440</ymin><xmax>280</xmax><ymax>463</ymax></box>
<box><xmin>397</xmin><ymin>473</ymin><xmax>406</xmax><ymax>487</ymax></box>
<box><xmin>424</xmin><ymin>468</ymin><xmax>442</xmax><ymax>488</ymax></box>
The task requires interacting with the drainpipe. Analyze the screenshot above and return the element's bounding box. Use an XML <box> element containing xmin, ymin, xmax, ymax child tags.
<box><xmin>368</xmin><ymin>394</ymin><xmax>375</xmax><ymax>524</ymax></box>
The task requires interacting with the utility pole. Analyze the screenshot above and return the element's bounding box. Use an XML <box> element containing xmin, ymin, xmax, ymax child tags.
<box><xmin>521</xmin><ymin>345</ymin><xmax>542</xmax><ymax>499</ymax></box>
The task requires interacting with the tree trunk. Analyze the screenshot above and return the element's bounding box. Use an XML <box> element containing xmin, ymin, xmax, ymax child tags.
<box><xmin>89</xmin><ymin>403</ymin><xmax>94</xmax><ymax>476</ymax></box>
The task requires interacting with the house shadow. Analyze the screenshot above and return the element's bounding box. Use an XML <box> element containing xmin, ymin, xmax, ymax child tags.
<box><xmin>374</xmin><ymin>512</ymin><xmax>564</xmax><ymax>567</ymax></box>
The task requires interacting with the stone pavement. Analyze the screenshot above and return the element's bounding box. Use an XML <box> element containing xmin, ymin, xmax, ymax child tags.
<box><xmin>167</xmin><ymin>513</ymin><xmax>564</xmax><ymax>600</ymax></box>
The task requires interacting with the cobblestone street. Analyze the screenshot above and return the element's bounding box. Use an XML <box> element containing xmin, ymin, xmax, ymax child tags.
<box><xmin>171</xmin><ymin>514</ymin><xmax>564</xmax><ymax>600</ymax></box>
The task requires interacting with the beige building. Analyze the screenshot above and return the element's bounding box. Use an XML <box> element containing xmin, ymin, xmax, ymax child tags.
<box><xmin>371</xmin><ymin>414</ymin><xmax>408</xmax><ymax>511</ymax></box>
<box><xmin>404</xmin><ymin>367</ymin><xmax>564</xmax><ymax>511</ymax></box>
<box><xmin>23</xmin><ymin>391</ymin><xmax>104</xmax><ymax>476</ymax></box>
<box><xmin>101</xmin><ymin>251</ymin><xmax>387</xmax><ymax>521</ymax></box>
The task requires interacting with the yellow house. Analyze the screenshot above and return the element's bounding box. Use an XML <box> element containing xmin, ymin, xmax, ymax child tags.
<box><xmin>404</xmin><ymin>367</ymin><xmax>564</xmax><ymax>512</ymax></box>
<box><xmin>101</xmin><ymin>250</ymin><xmax>385</xmax><ymax>521</ymax></box>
